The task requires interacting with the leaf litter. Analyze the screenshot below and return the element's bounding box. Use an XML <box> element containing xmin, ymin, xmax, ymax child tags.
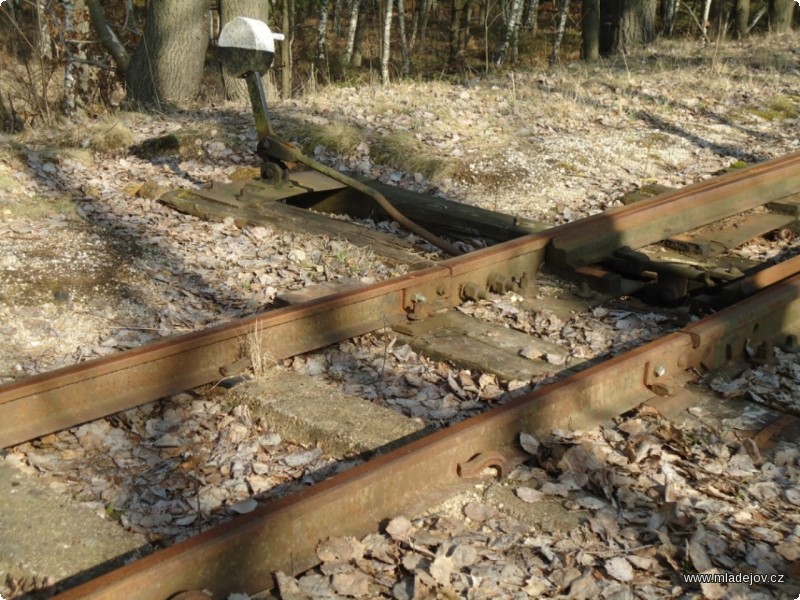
<box><xmin>265</xmin><ymin>361</ymin><xmax>800</xmax><ymax>599</ymax></box>
<box><xmin>0</xmin><ymin>34</ymin><xmax>798</xmax><ymax>600</ymax></box>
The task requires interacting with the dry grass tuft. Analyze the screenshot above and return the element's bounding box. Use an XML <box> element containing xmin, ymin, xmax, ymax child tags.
<box><xmin>0</xmin><ymin>193</ymin><xmax>75</xmax><ymax>219</ymax></box>
<box><xmin>297</xmin><ymin>120</ymin><xmax>364</xmax><ymax>156</ymax></box>
<box><xmin>28</xmin><ymin>116</ymin><xmax>135</xmax><ymax>155</ymax></box>
<box><xmin>371</xmin><ymin>131</ymin><xmax>454</xmax><ymax>181</ymax></box>
<box><xmin>246</xmin><ymin>326</ymin><xmax>276</xmax><ymax>379</ymax></box>
<box><xmin>86</xmin><ymin>121</ymin><xmax>135</xmax><ymax>153</ymax></box>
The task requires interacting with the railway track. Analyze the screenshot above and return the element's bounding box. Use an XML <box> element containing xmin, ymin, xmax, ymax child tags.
<box><xmin>2</xmin><ymin>153</ymin><xmax>800</xmax><ymax>598</ymax></box>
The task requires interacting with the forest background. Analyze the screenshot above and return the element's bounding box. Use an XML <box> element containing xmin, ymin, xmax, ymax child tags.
<box><xmin>0</xmin><ymin>0</ymin><xmax>796</xmax><ymax>130</ymax></box>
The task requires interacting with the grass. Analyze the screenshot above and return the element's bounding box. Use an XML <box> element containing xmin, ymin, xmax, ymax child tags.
<box><xmin>371</xmin><ymin>131</ymin><xmax>454</xmax><ymax>180</ymax></box>
<box><xmin>748</xmin><ymin>95</ymin><xmax>800</xmax><ymax>122</ymax></box>
<box><xmin>305</xmin><ymin>120</ymin><xmax>364</xmax><ymax>155</ymax></box>
<box><xmin>0</xmin><ymin>193</ymin><xmax>76</xmax><ymax>219</ymax></box>
<box><xmin>19</xmin><ymin>114</ymin><xmax>142</xmax><ymax>155</ymax></box>
<box><xmin>246</xmin><ymin>324</ymin><xmax>276</xmax><ymax>379</ymax></box>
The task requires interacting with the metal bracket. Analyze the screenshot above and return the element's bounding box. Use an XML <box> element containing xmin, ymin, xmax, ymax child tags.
<box><xmin>457</xmin><ymin>451</ymin><xmax>509</xmax><ymax>480</ymax></box>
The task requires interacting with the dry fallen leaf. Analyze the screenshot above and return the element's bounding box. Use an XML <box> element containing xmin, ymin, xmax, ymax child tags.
<box><xmin>520</xmin><ymin>432</ymin><xmax>540</xmax><ymax>455</ymax></box>
<box><xmin>515</xmin><ymin>486</ymin><xmax>544</xmax><ymax>503</ymax></box>
<box><xmin>317</xmin><ymin>536</ymin><xmax>365</xmax><ymax>563</ymax></box>
<box><xmin>605</xmin><ymin>556</ymin><xmax>634</xmax><ymax>582</ymax></box>
<box><xmin>385</xmin><ymin>516</ymin><xmax>415</xmax><ymax>541</ymax></box>
<box><xmin>331</xmin><ymin>570</ymin><xmax>370</xmax><ymax>597</ymax></box>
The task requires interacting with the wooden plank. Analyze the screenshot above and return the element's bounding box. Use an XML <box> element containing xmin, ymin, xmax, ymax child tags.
<box><xmin>171</xmin><ymin>170</ymin><xmax>551</xmax><ymax>245</ymax></box>
<box><xmin>393</xmin><ymin>310</ymin><xmax>572</xmax><ymax>381</ymax></box>
<box><xmin>646</xmin><ymin>386</ymin><xmax>800</xmax><ymax>453</ymax></box>
<box><xmin>161</xmin><ymin>189</ymin><xmax>436</xmax><ymax>269</ymax></box>
<box><xmin>667</xmin><ymin>212</ymin><xmax>795</xmax><ymax>256</ymax></box>
<box><xmin>766</xmin><ymin>192</ymin><xmax>800</xmax><ymax>216</ymax></box>
<box><xmin>254</xmin><ymin>175</ymin><xmax>551</xmax><ymax>244</ymax></box>
<box><xmin>274</xmin><ymin>278</ymin><xmax>363</xmax><ymax>307</ymax></box>
<box><xmin>620</xmin><ymin>183</ymin><xmax>675</xmax><ymax>205</ymax></box>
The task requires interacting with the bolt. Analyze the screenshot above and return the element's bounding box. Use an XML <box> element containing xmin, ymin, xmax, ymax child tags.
<box><xmin>783</xmin><ymin>334</ymin><xmax>800</xmax><ymax>353</ymax></box>
<box><xmin>487</xmin><ymin>272</ymin><xmax>510</xmax><ymax>294</ymax></box>
<box><xmin>654</xmin><ymin>365</ymin><xmax>666</xmax><ymax>377</ymax></box>
<box><xmin>576</xmin><ymin>281</ymin><xmax>595</xmax><ymax>299</ymax></box>
<box><xmin>461</xmin><ymin>282</ymin><xmax>484</xmax><ymax>302</ymax></box>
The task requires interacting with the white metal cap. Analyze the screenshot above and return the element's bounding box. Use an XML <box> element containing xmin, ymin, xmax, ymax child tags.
<box><xmin>219</xmin><ymin>17</ymin><xmax>284</xmax><ymax>53</ymax></box>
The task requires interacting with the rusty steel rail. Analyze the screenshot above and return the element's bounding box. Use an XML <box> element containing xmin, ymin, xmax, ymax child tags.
<box><xmin>2</xmin><ymin>152</ymin><xmax>800</xmax><ymax>448</ymax></box>
<box><xmin>547</xmin><ymin>151</ymin><xmax>800</xmax><ymax>268</ymax></box>
<box><xmin>52</xmin><ymin>259</ymin><xmax>800</xmax><ymax>600</ymax></box>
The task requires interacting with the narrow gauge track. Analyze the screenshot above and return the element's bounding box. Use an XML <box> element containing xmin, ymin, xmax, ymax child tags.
<box><xmin>2</xmin><ymin>152</ymin><xmax>800</xmax><ymax>598</ymax></box>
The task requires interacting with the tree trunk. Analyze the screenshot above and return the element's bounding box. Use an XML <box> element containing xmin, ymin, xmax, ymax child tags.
<box><xmin>125</xmin><ymin>0</ymin><xmax>209</xmax><ymax>107</ymax></box>
<box><xmin>599</xmin><ymin>0</ymin><xmax>617</xmax><ymax>54</ymax></box>
<box><xmin>660</xmin><ymin>0</ymin><xmax>678</xmax><ymax>34</ymax></box>
<box><xmin>768</xmin><ymin>0</ymin><xmax>794</xmax><ymax>32</ymax></box>
<box><xmin>61</xmin><ymin>0</ymin><xmax>92</xmax><ymax>114</ymax></box>
<box><xmin>221</xmin><ymin>0</ymin><xmax>270</xmax><ymax>104</ymax></box>
<box><xmin>708</xmin><ymin>0</ymin><xmax>729</xmax><ymax>37</ymax></box>
<box><xmin>37</xmin><ymin>0</ymin><xmax>52</xmax><ymax>59</ymax></box>
<box><xmin>397</xmin><ymin>0</ymin><xmax>411</xmax><ymax>75</ymax></box>
<box><xmin>317</xmin><ymin>0</ymin><xmax>330</xmax><ymax>62</ymax></box>
<box><xmin>448</xmin><ymin>0</ymin><xmax>471</xmax><ymax>69</ymax></box>
<box><xmin>86</xmin><ymin>0</ymin><xmax>130</xmax><ymax>71</ymax></box>
<box><xmin>701</xmin><ymin>0</ymin><xmax>713</xmax><ymax>38</ymax></box>
<box><xmin>418</xmin><ymin>0</ymin><xmax>431</xmax><ymax>48</ymax></box>
<box><xmin>381</xmin><ymin>0</ymin><xmax>393</xmax><ymax>84</ymax></box>
<box><xmin>523</xmin><ymin>0</ymin><xmax>540</xmax><ymax>33</ymax></box>
<box><xmin>495</xmin><ymin>0</ymin><xmax>524</xmax><ymax>65</ymax></box>
<box><xmin>550</xmin><ymin>0</ymin><xmax>570</xmax><ymax>64</ymax></box>
<box><xmin>733</xmin><ymin>0</ymin><xmax>749</xmax><ymax>37</ymax></box>
<box><xmin>351</xmin><ymin>6</ymin><xmax>366</xmax><ymax>66</ymax></box>
<box><xmin>333</xmin><ymin>0</ymin><xmax>343</xmax><ymax>34</ymax></box>
<box><xmin>343</xmin><ymin>0</ymin><xmax>361</xmax><ymax>64</ymax></box>
<box><xmin>608</xmin><ymin>0</ymin><xmax>657</xmax><ymax>53</ymax></box>
<box><xmin>281</xmin><ymin>0</ymin><xmax>293</xmax><ymax>98</ymax></box>
<box><xmin>582</xmin><ymin>0</ymin><xmax>600</xmax><ymax>60</ymax></box>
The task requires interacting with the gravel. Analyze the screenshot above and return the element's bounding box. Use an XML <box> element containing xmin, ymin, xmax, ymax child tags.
<box><xmin>0</xmin><ymin>34</ymin><xmax>798</xmax><ymax>599</ymax></box>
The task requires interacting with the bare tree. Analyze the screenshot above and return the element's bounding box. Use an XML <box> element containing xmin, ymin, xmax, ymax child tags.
<box><xmin>582</xmin><ymin>0</ymin><xmax>600</xmax><ymax>60</ymax></box>
<box><xmin>495</xmin><ymin>0</ymin><xmax>524</xmax><ymax>65</ymax></box>
<box><xmin>660</xmin><ymin>0</ymin><xmax>678</xmax><ymax>35</ymax></box>
<box><xmin>733</xmin><ymin>0</ymin><xmax>750</xmax><ymax>37</ymax></box>
<box><xmin>397</xmin><ymin>0</ymin><xmax>411</xmax><ymax>75</ymax></box>
<box><xmin>408</xmin><ymin>0</ymin><xmax>429</xmax><ymax>50</ymax></box>
<box><xmin>381</xmin><ymin>0</ymin><xmax>393</xmax><ymax>84</ymax></box>
<box><xmin>351</xmin><ymin>5</ymin><xmax>366</xmax><ymax>66</ymax></box>
<box><xmin>523</xmin><ymin>0</ymin><xmax>540</xmax><ymax>33</ymax></box>
<box><xmin>701</xmin><ymin>0</ymin><xmax>713</xmax><ymax>39</ymax></box>
<box><xmin>343</xmin><ymin>0</ymin><xmax>362</xmax><ymax>64</ymax></box>
<box><xmin>281</xmin><ymin>0</ymin><xmax>294</xmax><ymax>98</ymax></box>
<box><xmin>768</xmin><ymin>0</ymin><xmax>795</xmax><ymax>32</ymax></box>
<box><xmin>60</xmin><ymin>0</ymin><xmax>91</xmax><ymax>114</ymax></box>
<box><xmin>414</xmin><ymin>0</ymin><xmax>432</xmax><ymax>49</ymax></box>
<box><xmin>332</xmin><ymin>0</ymin><xmax>343</xmax><ymax>34</ymax></box>
<box><xmin>86</xmin><ymin>0</ymin><xmax>129</xmax><ymax>70</ymax></box>
<box><xmin>448</xmin><ymin>0</ymin><xmax>472</xmax><ymax>68</ymax></box>
<box><xmin>550</xmin><ymin>0</ymin><xmax>570</xmax><ymax>64</ymax></box>
<box><xmin>317</xmin><ymin>0</ymin><xmax>330</xmax><ymax>62</ymax></box>
<box><xmin>36</xmin><ymin>0</ymin><xmax>52</xmax><ymax>59</ymax></box>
